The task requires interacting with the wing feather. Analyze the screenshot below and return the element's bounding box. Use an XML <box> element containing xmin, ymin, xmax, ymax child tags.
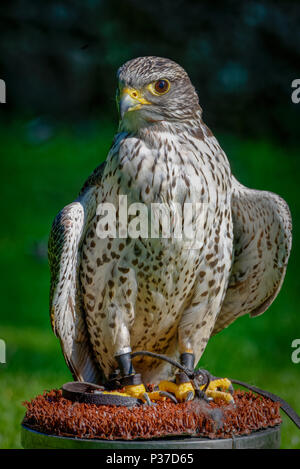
<box><xmin>212</xmin><ymin>177</ymin><xmax>292</xmax><ymax>335</ymax></box>
<box><xmin>48</xmin><ymin>163</ymin><xmax>105</xmax><ymax>383</ymax></box>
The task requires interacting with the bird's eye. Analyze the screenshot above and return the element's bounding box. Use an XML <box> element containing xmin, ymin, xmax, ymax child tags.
<box><xmin>152</xmin><ymin>79</ymin><xmax>170</xmax><ymax>95</ymax></box>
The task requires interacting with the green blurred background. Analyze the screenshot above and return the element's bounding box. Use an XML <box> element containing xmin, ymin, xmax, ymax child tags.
<box><xmin>0</xmin><ymin>0</ymin><xmax>299</xmax><ymax>449</ymax></box>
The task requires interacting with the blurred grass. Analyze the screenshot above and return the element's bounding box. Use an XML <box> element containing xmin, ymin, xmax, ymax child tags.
<box><xmin>0</xmin><ymin>118</ymin><xmax>299</xmax><ymax>448</ymax></box>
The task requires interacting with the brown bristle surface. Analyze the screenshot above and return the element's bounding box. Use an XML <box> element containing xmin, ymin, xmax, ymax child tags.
<box><xmin>22</xmin><ymin>389</ymin><xmax>281</xmax><ymax>440</ymax></box>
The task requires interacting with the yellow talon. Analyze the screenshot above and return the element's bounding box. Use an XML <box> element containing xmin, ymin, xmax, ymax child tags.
<box><xmin>203</xmin><ymin>377</ymin><xmax>232</xmax><ymax>392</ymax></box>
<box><xmin>123</xmin><ymin>383</ymin><xmax>147</xmax><ymax>399</ymax></box>
<box><xmin>147</xmin><ymin>391</ymin><xmax>166</xmax><ymax>401</ymax></box>
<box><xmin>102</xmin><ymin>390</ymin><xmax>132</xmax><ymax>397</ymax></box>
<box><xmin>156</xmin><ymin>376</ymin><xmax>234</xmax><ymax>404</ymax></box>
<box><xmin>206</xmin><ymin>389</ymin><xmax>234</xmax><ymax>404</ymax></box>
<box><xmin>120</xmin><ymin>384</ymin><xmax>176</xmax><ymax>404</ymax></box>
<box><xmin>102</xmin><ymin>383</ymin><xmax>146</xmax><ymax>399</ymax></box>
<box><xmin>103</xmin><ymin>383</ymin><xmax>172</xmax><ymax>404</ymax></box>
<box><xmin>102</xmin><ymin>377</ymin><xmax>233</xmax><ymax>405</ymax></box>
<box><xmin>115</xmin><ymin>383</ymin><xmax>167</xmax><ymax>403</ymax></box>
<box><xmin>159</xmin><ymin>380</ymin><xmax>195</xmax><ymax>402</ymax></box>
<box><xmin>201</xmin><ymin>377</ymin><xmax>234</xmax><ymax>404</ymax></box>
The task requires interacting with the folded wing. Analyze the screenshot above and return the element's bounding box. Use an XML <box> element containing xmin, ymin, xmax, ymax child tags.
<box><xmin>212</xmin><ymin>177</ymin><xmax>292</xmax><ymax>335</ymax></box>
<box><xmin>48</xmin><ymin>163</ymin><xmax>105</xmax><ymax>382</ymax></box>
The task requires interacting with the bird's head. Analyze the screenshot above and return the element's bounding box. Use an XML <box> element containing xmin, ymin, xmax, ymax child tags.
<box><xmin>116</xmin><ymin>56</ymin><xmax>201</xmax><ymax>131</ymax></box>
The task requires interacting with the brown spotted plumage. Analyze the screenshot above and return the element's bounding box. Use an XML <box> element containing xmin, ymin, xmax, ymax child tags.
<box><xmin>48</xmin><ymin>57</ymin><xmax>292</xmax><ymax>385</ymax></box>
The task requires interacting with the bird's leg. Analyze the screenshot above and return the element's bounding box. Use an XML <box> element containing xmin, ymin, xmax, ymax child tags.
<box><xmin>158</xmin><ymin>351</ymin><xmax>234</xmax><ymax>404</ymax></box>
<box><xmin>108</xmin><ymin>350</ymin><xmax>170</xmax><ymax>405</ymax></box>
<box><xmin>109</xmin><ymin>350</ymin><xmax>182</xmax><ymax>404</ymax></box>
<box><xmin>180</xmin><ymin>351</ymin><xmax>195</xmax><ymax>371</ymax></box>
<box><xmin>106</xmin><ymin>348</ymin><xmax>234</xmax><ymax>405</ymax></box>
<box><xmin>178</xmin><ymin>351</ymin><xmax>235</xmax><ymax>404</ymax></box>
<box><xmin>175</xmin><ymin>313</ymin><xmax>234</xmax><ymax>404</ymax></box>
<box><xmin>114</xmin><ymin>349</ymin><xmax>149</xmax><ymax>399</ymax></box>
<box><xmin>107</xmin><ymin>350</ymin><xmax>161</xmax><ymax>404</ymax></box>
<box><xmin>116</xmin><ymin>349</ymin><xmax>135</xmax><ymax>377</ymax></box>
<box><xmin>102</xmin><ymin>350</ymin><xmax>151</xmax><ymax>403</ymax></box>
<box><xmin>158</xmin><ymin>351</ymin><xmax>196</xmax><ymax>402</ymax></box>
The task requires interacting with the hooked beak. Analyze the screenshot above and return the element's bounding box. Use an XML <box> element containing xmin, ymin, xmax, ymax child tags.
<box><xmin>119</xmin><ymin>87</ymin><xmax>151</xmax><ymax>119</ymax></box>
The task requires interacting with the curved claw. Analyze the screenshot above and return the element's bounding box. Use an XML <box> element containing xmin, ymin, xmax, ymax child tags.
<box><xmin>206</xmin><ymin>389</ymin><xmax>235</xmax><ymax>405</ymax></box>
<box><xmin>185</xmin><ymin>391</ymin><xmax>194</xmax><ymax>402</ymax></box>
<box><xmin>142</xmin><ymin>392</ymin><xmax>155</xmax><ymax>406</ymax></box>
<box><xmin>159</xmin><ymin>391</ymin><xmax>178</xmax><ymax>404</ymax></box>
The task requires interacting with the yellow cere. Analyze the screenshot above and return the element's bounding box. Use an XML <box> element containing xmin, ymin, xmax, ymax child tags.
<box><xmin>122</xmin><ymin>87</ymin><xmax>151</xmax><ymax>106</ymax></box>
